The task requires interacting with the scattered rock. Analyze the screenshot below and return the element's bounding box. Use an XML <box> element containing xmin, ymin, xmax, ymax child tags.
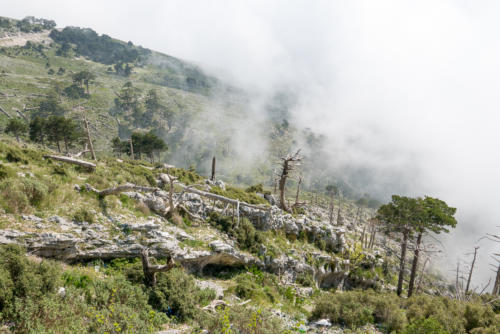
<box><xmin>311</xmin><ymin>319</ymin><xmax>332</xmax><ymax>327</ymax></box>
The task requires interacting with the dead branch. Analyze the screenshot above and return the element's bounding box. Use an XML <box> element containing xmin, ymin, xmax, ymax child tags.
<box><xmin>0</xmin><ymin>105</ymin><xmax>11</xmax><ymax>118</ymax></box>
<box><xmin>140</xmin><ymin>248</ymin><xmax>175</xmax><ymax>287</ymax></box>
<box><xmin>12</xmin><ymin>108</ymin><xmax>28</xmax><ymax>121</ymax></box>
<box><xmin>84</xmin><ymin>183</ymin><xmax>158</xmax><ymax>197</ymax></box>
<box><xmin>159</xmin><ymin>174</ymin><xmax>270</xmax><ymax>212</ymax></box>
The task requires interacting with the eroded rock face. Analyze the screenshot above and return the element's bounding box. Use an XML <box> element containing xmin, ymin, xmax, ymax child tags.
<box><xmin>0</xmin><ymin>215</ymin><xmax>261</xmax><ymax>277</ymax></box>
<box><xmin>0</xmin><ymin>179</ymin><xmax>380</xmax><ymax>292</ymax></box>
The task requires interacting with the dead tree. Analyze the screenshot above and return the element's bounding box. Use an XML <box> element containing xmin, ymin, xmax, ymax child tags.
<box><xmin>329</xmin><ymin>192</ymin><xmax>335</xmax><ymax>224</ymax></box>
<box><xmin>336</xmin><ymin>192</ymin><xmax>343</xmax><ymax>225</ymax></box>
<box><xmin>277</xmin><ymin>150</ymin><xmax>301</xmax><ymax>212</ymax></box>
<box><xmin>82</xmin><ymin>112</ymin><xmax>96</xmax><ymax>160</ymax></box>
<box><xmin>129</xmin><ymin>138</ymin><xmax>134</xmax><ymax>159</ymax></box>
<box><xmin>140</xmin><ymin>248</ymin><xmax>175</xmax><ymax>287</ymax></box>
<box><xmin>368</xmin><ymin>218</ymin><xmax>377</xmax><ymax>249</ymax></box>
<box><xmin>493</xmin><ymin>264</ymin><xmax>500</xmax><ymax>295</ymax></box>
<box><xmin>0</xmin><ymin>105</ymin><xmax>11</xmax><ymax>118</ymax></box>
<box><xmin>211</xmin><ymin>156</ymin><xmax>216</xmax><ymax>181</ymax></box>
<box><xmin>292</xmin><ymin>176</ymin><xmax>305</xmax><ymax>210</ymax></box>
<box><xmin>84</xmin><ymin>183</ymin><xmax>158</xmax><ymax>197</ymax></box>
<box><xmin>465</xmin><ymin>246</ymin><xmax>480</xmax><ymax>294</ymax></box>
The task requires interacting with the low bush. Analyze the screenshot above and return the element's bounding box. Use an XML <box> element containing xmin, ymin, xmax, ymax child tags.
<box><xmin>211</xmin><ymin>185</ymin><xmax>268</xmax><ymax>205</ymax></box>
<box><xmin>208</xmin><ymin>212</ymin><xmax>264</xmax><ymax>254</ymax></box>
<box><xmin>148</xmin><ymin>268</ymin><xmax>216</xmax><ymax>321</ymax></box>
<box><xmin>0</xmin><ymin>245</ymin><xmax>167</xmax><ymax>333</ymax></box>
<box><xmin>0</xmin><ymin>163</ymin><xmax>14</xmax><ymax>180</ymax></box>
<box><xmin>311</xmin><ymin>290</ymin><xmax>499</xmax><ymax>333</ymax></box>
<box><xmin>203</xmin><ymin>306</ymin><xmax>286</xmax><ymax>334</ymax></box>
<box><xmin>73</xmin><ymin>207</ymin><xmax>95</xmax><ymax>224</ymax></box>
<box><xmin>0</xmin><ymin>177</ymin><xmax>49</xmax><ymax>213</ymax></box>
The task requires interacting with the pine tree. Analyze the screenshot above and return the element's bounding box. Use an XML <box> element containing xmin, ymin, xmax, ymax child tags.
<box><xmin>5</xmin><ymin>118</ymin><xmax>28</xmax><ymax>142</ymax></box>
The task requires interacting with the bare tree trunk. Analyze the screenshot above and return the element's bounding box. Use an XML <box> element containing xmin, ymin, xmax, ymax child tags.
<box><xmin>416</xmin><ymin>257</ymin><xmax>430</xmax><ymax>294</ymax></box>
<box><xmin>129</xmin><ymin>139</ymin><xmax>134</xmax><ymax>159</ymax></box>
<box><xmin>211</xmin><ymin>156</ymin><xmax>216</xmax><ymax>181</ymax></box>
<box><xmin>360</xmin><ymin>225</ymin><xmax>366</xmax><ymax>245</ymax></box>
<box><xmin>278</xmin><ymin>160</ymin><xmax>290</xmax><ymax>211</ymax></box>
<box><xmin>369</xmin><ymin>228</ymin><xmax>376</xmax><ymax>249</ymax></box>
<box><xmin>455</xmin><ymin>260</ymin><xmax>461</xmax><ymax>298</ymax></box>
<box><xmin>337</xmin><ymin>194</ymin><xmax>343</xmax><ymax>225</ymax></box>
<box><xmin>397</xmin><ymin>230</ymin><xmax>409</xmax><ymax>296</ymax></box>
<box><xmin>56</xmin><ymin>141</ymin><xmax>61</xmax><ymax>153</ymax></box>
<box><xmin>83</xmin><ymin>113</ymin><xmax>96</xmax><ymax>160</ymax></box>
<box><xmin>329</xmin><ymin>192</ymin><xmax>335</xmax><ymax>224</ymax></box>
<box><xmin>465</xmin><ymin>246</ymin><xmax>479</xmax><ymax>294</ymax></box>
<box><xmin>292</xmin><ymin>176</ymin><xmax>303</xmax><ymax>209</ymax></box>
<box><xmin>278</xmin><ymin>150</ymin><xmax>301</xmax><ymax>212</ymax></box>
<box><xmin>140</xmin><ymin>248</ymin><xmax>175</xmax><ymax>287</ymax></box>
<box><xmin>492</xmin><ymin>264</ymin><xmax>500</xmax><ymax>295</ymax></box>
<box><xmin>408</xmin><ymin>231</ymin><xmax>423</xmax><ymax>297</ymax></box>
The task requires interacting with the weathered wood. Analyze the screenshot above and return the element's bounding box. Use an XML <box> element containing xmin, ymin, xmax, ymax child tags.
<box><xmin>0</xmin><ymin>105</ymin><xmax>11</xmax><ymax>118</ymax></box>
<box><xmin>278</xmin><ymin>149</ymin><xmax>301</xmax><ymax>212</ymax></box>
<box><xmin>140</xmin><ymin>248</ymin><xmax>175</xmax><ymax>287</ymax></box>
<box><xmin>44</xmin><ymin>155</ymin><xmax>96</xmax><ymax>170</ymax></box>
<box><xmin>492</xmin><ymin>264</ymin><xmax>500</xmax><ymax>295</ymax></box>
<box><xmin>82</xmin><ymin>113</ymin><xmax>96</xmax><ymax>160</ymax></box>
<box><xmin>211</xmin><ymin>156</ymin><xmax>216</xmax><ymax>181</ymax></box>
<box><xmin>12</xmin><ymin>108</ymin><xmax>28</xmax><ymax>121</ymax></box>
<box><xmin>465</xmin><ymin>246</ymin><xmax>479</xmax><ymax>294</ymax></box>
<box><xmin>129</xmin><ymin>138</ymin><xmax>134</xmax><ymax>159</ymax></box>
<box><xmin>159</xmin><ymin>174</ymin><xmax>270</xmax><ymax>212</ymax></box>
<box><xmin>85</xmin><ymin>183</ymin><xmax>158</xmax><ymax>196</ymax></box>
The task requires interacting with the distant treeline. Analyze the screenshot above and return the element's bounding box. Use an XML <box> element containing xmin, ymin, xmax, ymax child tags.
<box><xmin>0</xmin><ymin>16</ymin><xmax>56</xmax><ymax>33</ymax></box>
<box><xmin>49</xmin><ymin>27</ymin><xmax>151</xmax><ymax>65</ymax></box>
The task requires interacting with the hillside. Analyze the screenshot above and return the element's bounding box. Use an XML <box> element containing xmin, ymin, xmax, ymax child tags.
<box><xmin>0</xmin><ymin>16</ymin><xmax>499</xmax><ymax>334</ymax></box>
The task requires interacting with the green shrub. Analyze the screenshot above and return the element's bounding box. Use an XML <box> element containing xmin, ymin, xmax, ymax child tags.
<box><xmin>402</xmin><ymin>317</ymin><xmax>449</xmax><ymax>334</ymax></box>
<box><xmin>52</xmin><ymin>164</ymin><xmax>69</xmax><ymax>176</ymax></box>
<box><xmin>231</xmin><ymin>271</ymin><xmax>280</xmax><ymax>306</ymax></box>
<box><xmin>0</xmin><ymin>144</ymin><xmax>43</xmax><ymax>164</ymax></box>
<box><xmin>72</xmin><ymin>207</ymin><xmax>95</xmax><ymax>224</ymax></box>
<box><xmin>311</xmin><ymin>290</ymin><xmax>499</xmax><ymax>333</ymax></box>
<box><xmin>148</xmin><ymin>268</ymin><xmax>215</xmax><ymax>321</ymax></box>
<box><xmin>0</xmin><ymin>163</ymin><xmax>14</xmax><ymax>180</ymax></box>
<box><xmin>464</xmin><ymin>303</ymin><xmax>497</xmax><ymax>331</ymax></box>
<box><xmin>203</xmin><ymin>306</ymin><xmax>286</xmax><ymax>334</ymax></box>
<box><xmin>211</xmin><ymin>185</ymin><xmax>268</xmax><ymax>205</ymax></box>
<box><xmin>208</xmin><ymin>212</ymin><xmax>264</xmax><ymax>254</ymax></box>
<box><xmin>63</xmin><ymin>270</ymin><xmax>93</xmax><ymax>289</ymax></box>
<box><xmin>167</xmin><ymin>167</ymin><xmax>203</xmax><ymax>185</ymax></box>
<box><xmin>0</xmin><ymin>177</ymin><xmax>49</xmax><ymax>213</ymax></box>
<box><xmin>295</xmin><ymin>272</ymin><xmax>315</xmax><ymax>287</ymax></box>
<box><xmin>0</xmin><ymin>244</ymin><xmax>61</xmax><ymax>317</ymax></box>
<box><xmin>245</xmin><ymin>183</ymin><xmax>271</xmax><ymax>195</ymax></box>
<box><xmin>405</xmin><ymin>295</ymin><xmax>465</xmax><ymax>333</ymax></box>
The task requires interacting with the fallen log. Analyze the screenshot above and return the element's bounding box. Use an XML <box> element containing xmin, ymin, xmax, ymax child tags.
<box><xmin>84</xmin><ymin>183</ymin><xmax>158</xmax><ymax>197</ymax></box>
<box><xmin>43</xmin><ymin>155</ymin><xmax>96</xmax><ymax>171</ymax></box>
<box><xmin>159</xmin><ymin>174</ymin><xmax>270</xmax><ymax>212</ymax></box>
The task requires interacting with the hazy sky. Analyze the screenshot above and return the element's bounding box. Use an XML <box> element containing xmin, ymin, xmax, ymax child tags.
<box><xmin>2</xmin><ymin>0</ymin><xmax>500</xmax><ymax>287</ymax></box>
